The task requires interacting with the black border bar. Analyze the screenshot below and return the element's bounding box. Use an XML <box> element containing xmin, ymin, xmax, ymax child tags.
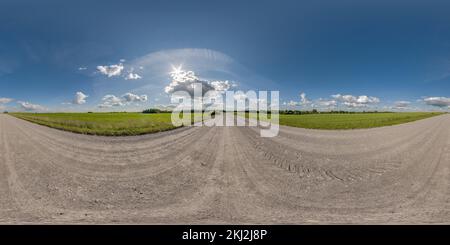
<box><xmin>1</xmin><ymin>225</ymin><xmax>450</xmax><ymax>243</ymax></box>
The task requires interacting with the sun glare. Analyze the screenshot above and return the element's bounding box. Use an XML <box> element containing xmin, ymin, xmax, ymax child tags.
<box><xmin>170</xmin><ymin>65</ymin><xmax>183</xmax><ymax>76</ymax></box>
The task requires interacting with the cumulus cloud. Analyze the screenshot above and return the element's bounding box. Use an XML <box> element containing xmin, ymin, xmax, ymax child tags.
<box><xmin>394</xmin><ymin>101</ymin><xmax>411</xmax><ymax>109</ymax></box>
<box><xmin>165</xmin><ymin>68</ymin><xmax>231</xmax><ymax>97</ymax></box>
<box><xmin>211</xmin><ymin>80</ymin><xmax>232</xmax><ymax>92</ymax></box>
<box><xmin>125</xmin><ymin>72</ymin><xmax>142</xmax><ymax>80</ymax></box>
<box><xmin>98</xmin><ymin>95</ymin><xmax>124</xmax><ymax>108</ymax></box>
<box><xmin>332</xmin><ymin>94</ymin><xmax>380</xmax><ymax>108</ymax></box>
<box><xmin>122</xmin><ymin>93</ymin><xmax>148</xmax><ymax>103</ymax></box>
<box><xmin>78</xmin><ymin>67</ymin><xmax>87</xmax><ymax>71</ymax></box>
<box><xmin>281</xmin><ymin>93</ymin><xmax>312</xmax><ymax>108</ymax></box>
<box><xmin>96</xmin><ymin>63</ymin><xmax>124</xmax><ymax>77</ymax></box>
<box><xmin>98</xmin><ymin>93</ymin><xmax>148</xmax><ymax>108</ymax></box>
<box><xmin>153</xmin><ymin>104</ymin><xmax>175</xmax><ymax>110</ymax></box>
<box><xmin>286</xmin><ymin>100</ymin><xmax>299</xmax><ymax>107</ymax></box>
<box><xmin>317</xmin><ymin>99</ymin><xmax>337</xmax><ymax>108</ymax></box>
<box><xmin>73</xmin><ymin>92</ymin><xmax>88</xmax><ymax>105</ymax></box>
<box><xmin>17</xmin><ymin>101</ymin><xmax>46</xmax><ymax>111</ymax></box>
<box><xmin>299</xmin><ymin>92</ymin><xmax>311</xmax><ymax>105</ymax></box>
<box><xmin>0</xmin><ymin>97</ymin><xmax>13</xmax><ymax>104</ymax></box>
<box><xmin>423</xmin><ymin>97</ymin><xmax>450</xmax><ymax>108</ymax></box>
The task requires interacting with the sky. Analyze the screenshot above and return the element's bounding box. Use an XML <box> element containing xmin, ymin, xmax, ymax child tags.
<box><xmin>0</xmin><ymin>0</ymin><xmax>450</xmax><ymax>112</ymax></box>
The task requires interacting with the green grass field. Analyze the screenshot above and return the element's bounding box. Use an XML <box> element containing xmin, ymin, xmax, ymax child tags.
<box><xmin>9</xmin><ymin>112</ymin><xmax>199</xmax><ymax>136</ymax></box>
<box><xmin>247</xmin><ymin>112</ymin><xmax>445</xmax><ymax>130</ymax></box>
<box><xmin>9</xmin><ymin>111</ymin><xmax>445</xmax><ymax>136</ymax></box>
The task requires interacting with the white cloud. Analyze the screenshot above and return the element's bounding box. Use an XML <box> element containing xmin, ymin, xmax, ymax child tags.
<box><xmin>317</xmin><ymin>99</ymin><xmax>337</xmax><ymax>108</ymax></box>
<box><xmin>394</xmin><ymin>101</ymin><xmax>411</xmax><ymax>109</ymax></box>
<box><xmin>281</xmin><ymin>93</ymin><xmax>312</xmax><ymax>108</ymax></box>
<box><xmin>344</xmin><ymin>102</ymin><xmax>367</xmax><ymax>108</ymax></box>
<box><xmin>96</xmin><ymin>63</ymin><xmax>124</xmax><ymax>77</ymax></box>
<box><xmin>423</xmin><ymin>97</ymin><xmax>450</xmax><ymax>108</ymax></box>
<box><xmin>98</xmin><ymin>93</ymin><xmax>148</xmax><ymax>108</ymax></box>
<box><xmin>300</xmin><ymin>92</ymin><xmax>311</xmax><ymax>105</ymax></box>
<box><xmin>122</xmin><ymin>93</ymin><xmax>148</xmax><ymax>103</ymax></box>
<box><xmin>73</xmin><ymin>92</ymin><xmax>88</xmax><ymax>105</ymax></box>
<box><xmin>211</xmin><ymin>80</ymin><xmax>232</xmax><ymax>92</ymax></box>
<box><xmin>356</xmin><ymin>95</ymin><xmax>380</xmax><ymax>104</ymax></box>
<box><xmin>153</xmin><ymin>104</ymin><xmax>175</xmax><ymax>110</ymax></box>
<box><xmin>165</xmin><ymin>68</ymin><xmax>231</xmax><ymax>97</ymax></box>
<box><xmin>286</xmin><ymin>100</ymin><xmax>299</xmax><ymax>107</ymax></box>
<box><xmin>98</xmin><ymin>95</ymin><xmax>124</xmax><ymax>108</ymax></box>
<box><xmin>125</xmin><ymin>72</ymin><xmax>142</xmax><ymax>80</ymax></box>
<box><xmin>78</xmin><ymin>67</ymin><xmax>87</xmax><ymax>71</ymax></box>
<box><xmin>0</xmin><ymin>97</ymin><xmax>13</xmax><ymax>104</ymax></box>
<box><xmin>332</xmin><ymin>94</ymin><xmax>380</xmax><ymax>108</ymax></box>
<box><xmin>17</xmin><ymin>101</ymin><xmax>46</xmax><ymax>111</ymax></box>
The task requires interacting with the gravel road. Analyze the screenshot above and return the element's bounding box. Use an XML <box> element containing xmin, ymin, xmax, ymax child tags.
<box><xmin>1</xmin><ymin>113</ymin><xmax>449</xmax><ymax>224</ymax></box>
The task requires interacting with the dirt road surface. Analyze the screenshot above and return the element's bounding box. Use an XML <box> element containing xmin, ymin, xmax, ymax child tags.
<box><xmin>1</xmin><ymin>113</ymin><xmax>449</xmax><ymax>224</ymax></box>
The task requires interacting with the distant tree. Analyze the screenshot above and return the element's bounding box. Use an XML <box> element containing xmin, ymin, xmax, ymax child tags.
<box><xmin>142</xmin><ymin>108</ymin><xmax>161</xmax><ymax>114</ymax></box>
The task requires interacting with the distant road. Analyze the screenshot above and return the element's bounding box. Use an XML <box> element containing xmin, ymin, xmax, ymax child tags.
<box><xmin>1</xmin><ymin>113</ymin><xmax>449</xmax><ymax>224</ymax></box>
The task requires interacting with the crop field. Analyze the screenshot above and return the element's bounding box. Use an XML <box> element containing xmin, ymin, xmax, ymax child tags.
<box><xmin>246</xmin><ymin>112</ymin><xmax>444</xmax><ymax>129</ymax></box>
<box><xmin>10</xmin><ymin>112</ymin><xmax>445</xmax><ymax>136</ymax></box>
<box><xmin>9</xmin><ymin>112</ymin><xmax>184</xmax><ymax>136</ymax></box>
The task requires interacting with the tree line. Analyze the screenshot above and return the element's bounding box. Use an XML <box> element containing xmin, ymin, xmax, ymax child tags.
<box><xmin>142</xmin><ymin>108</ymin><xmax>392</xmax><ymax>114</ymax></box>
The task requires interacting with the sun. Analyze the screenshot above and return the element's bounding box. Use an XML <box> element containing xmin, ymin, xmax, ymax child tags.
<box><xmin>170</xmin><ymin>64</ymin><xmax>183</xmax><ymax>76</ymax></box>
<box><xmin>169</xmin><ymin>64</ymin><xmax>198</xmax><ymax>83</ymax></box>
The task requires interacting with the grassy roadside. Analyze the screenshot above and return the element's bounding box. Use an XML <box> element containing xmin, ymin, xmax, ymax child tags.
<box><xmin>9</xmin><ymin>112</ymin><xmax>202</xmax><ymax>136</ymax></box>
<box><xmin>244</xmin><ymin>112</ymin><xmax>445</xmax><ymax>130</ymax></box>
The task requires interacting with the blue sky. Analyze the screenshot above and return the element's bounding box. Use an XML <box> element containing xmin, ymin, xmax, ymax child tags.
<box><xmin>0</xmin><ymin>0</ymin><xmax>449</xmax><ymax>112</ymax></box>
